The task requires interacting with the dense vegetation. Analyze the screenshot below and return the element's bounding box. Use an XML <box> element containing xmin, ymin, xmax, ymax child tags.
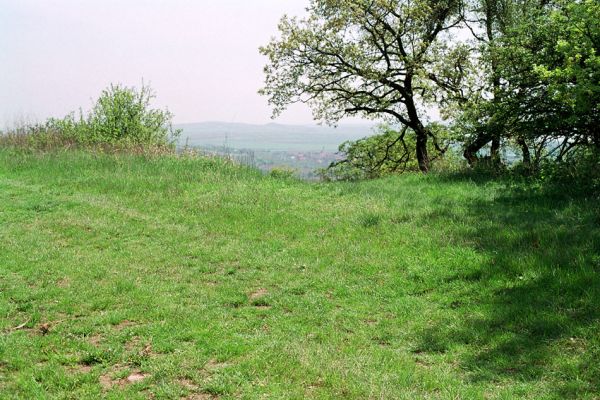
<box><xmin>1</xmin><ymin>84</ymin><xmax>180</xmax><ymax>151</ymax></box>
<box><xmin>261</xmin><ymin>0</ymin><xmax>599</xmax><ymax>176</ymax></box>
<box><xmin>1</xmin><ymin>149</ymin><xmax>599</xmax><ymax>399</ymax></box>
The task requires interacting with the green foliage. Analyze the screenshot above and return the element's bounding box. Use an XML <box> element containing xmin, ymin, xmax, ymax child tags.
<box><xmin>459</xmin><ymin>0</ymin><xmax>599</xmax><ymax>166</ymax></box>
<box><xmin>260</xmin><ymin>0</ymin><xmax>467</xmax><ymax>172</ymax></box>
<box><xmin>320</xmin><ymin>126</ymin><xmax>417</xmax><ymax>181</ymax></box>
<box><xmin>85</xmin><ymin>84</ymin><xmax>180</xmax><ymax>145</ymax></box>
<box><xmin>268</xmin><ymin>166</ymin><xmax>297</xmax><ymax>180</ymax></box>
<box><xmin>320</xmin><ymin>124</ymin><xmax>453</xmax><ymax>180</ymax></box>
<box><xmin>536</xmin><ymin>150</ymin><xmax>600</xmax><ymax>198</ymax></box>
<box><xmin>260</xmin><ymin>0</ymin><xmax>595</xmax><ymax>176</ymax></box>
<box><xmin>2</xmin><ymin>84</ymin><xmax>180</xmax><ymax>150</ymax></box>
<box><xmin>501</xmin><ymin>0</ymin><xmax>599</xmax><ymax>149</ymax></box>
<box><xmin>533</xmin><ymin>1</ymin><xmax>600</xmax><ymax>114</ymax></box>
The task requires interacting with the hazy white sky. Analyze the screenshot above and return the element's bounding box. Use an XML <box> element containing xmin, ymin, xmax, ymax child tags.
<box><xmin>0</xmin><ymin>0</ymin><xmax>318</xmax><ymax>126</ymax></box>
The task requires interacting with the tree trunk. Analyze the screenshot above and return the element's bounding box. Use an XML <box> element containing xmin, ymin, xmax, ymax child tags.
<box><xmin>517</xmin><ymin>137</ymin><xmax>531</xmax><ymax>167</ymax></box>
<box><xmin>415</xmin><ymin>126</ymin><xmax>430</xmax><ymax>173</ymax></box>
<box><xmin>487</xmin><ymin>1</ymin><xmax>503</xmax><ymax>167</ymax></box>
<box><xmin>464</xmin><ymin>131</ymin><xmax>493</xmax><ymax>166</ymax></box>
<box><xmin>405</xmin><ymin>104</ymin><xmax>429</xmax><ymax>172</ymax></box>
<box><xmin>593</xmin><ymin>123</ymin><xmax>600</xmax><ymax>151</ymax></box>
<box><xmin>491</xmin><ymin>136</ymin><xmax>501</xmax><ymax>162</ymax></box>
<box><xmin>464</xmin><ymin>0</ymin><xmax>504</xmax><ymax>167</ymax></box>
<box><xmin>404</xmin><ymin>89</ymin><xmax>430</xmax><ymax>173</ymax></box>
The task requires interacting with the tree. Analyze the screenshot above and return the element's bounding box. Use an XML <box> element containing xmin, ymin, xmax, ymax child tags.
<box><xmin>459</xmin><ymin>0</ymin><xmax>599</xmax><ymax>167</ymax></box>
<box><xmin>320</xmin><ymin>123</ymin><xmax>452</xmax><ymax>180</ymax></box>
<box><xmin>532</xmin><ymin>0</ymin><xmax>600</xmax><ymax>152</ymax></box>
<box><xmin>460</xmin><ymin>0</ymin><xmax>512</xmax><ymax>165</ymax></box>
<box><xmin>260</xmin><ymin>0</ymin><xmax>466</xmax><ymax>172</ymax></box>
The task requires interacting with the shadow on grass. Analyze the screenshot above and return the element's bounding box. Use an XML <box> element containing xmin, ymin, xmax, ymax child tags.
<box><xmin>417</xmin><ymin>179</ymin><xmax>600</xmax><ymax>398</ymax></box>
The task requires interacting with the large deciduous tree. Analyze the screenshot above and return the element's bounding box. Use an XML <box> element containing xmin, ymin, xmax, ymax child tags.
<box><xmin>460</xmin><ymin>0</ymin><xmax>599</xmax><ymax>167</ymax></box>
<box><xmin>260</xmin><ymin>0</ymin><xmax>466</xmax><ymax>172</ymax></box>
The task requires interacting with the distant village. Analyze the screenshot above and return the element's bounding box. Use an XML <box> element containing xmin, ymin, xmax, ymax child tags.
<box><xmin>192</xmin><ymin>145</ymin><xmax>343</xmax><ymax>179</ymax></box>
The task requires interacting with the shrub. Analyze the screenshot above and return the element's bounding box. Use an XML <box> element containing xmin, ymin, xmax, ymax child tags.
<box><xmin>1</xmin><ymin>83</ymin><xmax>180</xmax><ymax>150</ymax></box>
<box><xmin>269</xmin><ymin>166</ymin><xmax>297</xmax><ymax>180</ymax></box>
<box><xmin>537</xmin><ymin>150</ymin><xmax>600</xmax><ymax>198</ymax></box>
<box><xmin>82</xmin><ymin>84</ymin><xmax>179</xmax><ymax>145</ymax></box>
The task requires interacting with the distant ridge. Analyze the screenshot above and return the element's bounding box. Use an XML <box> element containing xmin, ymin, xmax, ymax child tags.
<box><xmin>175</xmin><ymin>121</ymin><xmax>377</xmax><ymax>152</ymax></box>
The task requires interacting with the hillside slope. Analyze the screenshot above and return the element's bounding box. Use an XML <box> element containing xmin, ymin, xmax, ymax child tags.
<box><xmin>0</xmin><ymin>150</ymin><xmax>598</xmax><ymax>399</ymax></box>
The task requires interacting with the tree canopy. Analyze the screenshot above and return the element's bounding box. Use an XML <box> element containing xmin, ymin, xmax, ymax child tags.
<box><xmin>261</xmin><ymin>0</ymin><xmax>470</xmax><ymax>172</ymax></box>
<box><xmin>261</xmin><ymin>0</ymin><xmax>599</xmax><ymax>176</ymax></box>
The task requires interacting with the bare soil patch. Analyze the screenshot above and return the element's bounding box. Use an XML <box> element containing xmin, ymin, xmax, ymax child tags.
<box><xmin>113</xmin><ymin>320</ymin><xmax>136</xmax><ymax>331</ymax></box>
<box><xmin>249</xmin><ymin>288</ymin><xmax>268</xmax><ymax>300</ymax></box>
<box><xmin>99</xmin><ymin>368</ymin><xmax>150</xmax><ymax>390</ymax></box>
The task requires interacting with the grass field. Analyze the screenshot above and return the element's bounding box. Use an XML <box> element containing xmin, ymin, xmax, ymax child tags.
<box><xmin>0</xmin><ymin>149</ymin><xmax>599</xmax><ymax>399</ymax></box>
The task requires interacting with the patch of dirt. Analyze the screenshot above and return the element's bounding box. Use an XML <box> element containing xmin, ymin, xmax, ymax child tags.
<box><xmin>249</xmin><ymin>288</ymin><xmax>268</xmax><ymax>300</ymax></box>
<box><xmin>56</xmin><ymin>278</ymin><xmax>71</xmax><ymax>288</ymax></box>
<box><xmin>125</xmin><ymin>371</ymin><xmax>149</xmax><ymax>383</ymax></box>
<box><xmin>204</xmin><ymin>359</ymin><xmax>229</xmax><ymax>371</ymax></box>
<box><xmin>113</xmin><ymin>320</ymin><xmax>136</xmax><ymax>331</ymax></box>
<box><xmin>38</xmin><ymin>323</ymin><xmax>51</xmax><ymax>335</ymax></box>
<box><xmin>373</xmin><ymin>337</ymin><xmax>391</xmax><ymax>347</ymax></box>
<box><xmin>178</xmin><ymin>378</ymin><xmax>199</xmax><ymax>390</ymax></box>
<box><xmin>140</xmin><ymin>343</ymin><xmax>153</xmax><ymax>356</ymax></box>
<box><xmin>282</xmin><ymin>307</ymin><xmax>293</xmax><ymax>315</ymax></box>
<box><xmin>67</xmin><ymin>364</ymin><xmax>92</xmax><ymax>374</ymax></box>
<box><xmin>567</xmin><ymin>337</ymin><xmax>586</xmax><ymax>352</ymax></box>
<box><xmin>99</xmin><ymin>368</ymin><xmax>149</xmax><ymax>390</ymax></box>
<box><xmin>305</xmin><ymin>379</ymin><xmax>325</xmax><ymax>396</ymax></box>
<box><xmin>249</xmin><ymin>289</ymin><xmax>272</xmax><ymax>309</ymax></box>
<box><xmin>414</xmin><ymin>357</ymin><xmax>431</xmax><ymax>369</ymax></box>
<box><xmin>89</xmin><ymin>333</ymin><xmax>103</xmax><ymax>347</ymax></box>
<box><xmin>184</xmin><ymin>393</ymin><xmax>219</xmax><ymax>400</ymax></box>
<box><xmin>99</xmin><ymin>374</ymin><xmax>114</xmax><ymax>390</ymax></box>
<box><xmin>125</xmin><ymin>337</ymin><xmax>154</xmax><ymax>358</ymax></box>
<box><xmin>125</xmin><ymin>336</ymin><xmax>140</xmax><ymax>351</ymax></box>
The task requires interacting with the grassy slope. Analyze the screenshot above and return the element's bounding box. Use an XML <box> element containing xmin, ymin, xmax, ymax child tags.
<box><xmin>0</xmin><ymin>149</ymin><xmax>598</xmax><ymax>400</ymax></box>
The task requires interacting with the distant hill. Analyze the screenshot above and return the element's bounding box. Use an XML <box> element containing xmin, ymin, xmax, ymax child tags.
<box><xmin>175</xmin><ymin>121</ymin><xmax>377</xmax><ymax>152</ymax></box>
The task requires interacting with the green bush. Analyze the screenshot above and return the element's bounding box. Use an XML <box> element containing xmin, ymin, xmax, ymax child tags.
<box><xmin>537</xmin><ymin>150</ymin><xmax>600</xmax><ymax>198</ymax></box>
<box><xmin>84</xmin><ymin>84</ymin><xmax>180</xmax><ymax>145</ymax></box>
<box><xmin>269</xmin><ymin>166</ymin><xmax>297</xmax><ymax>180</ymax></box>
<box><xmin>3</xmin><ymin>84</ymin><xmax>180</xmax><ymax>150</ymax></box>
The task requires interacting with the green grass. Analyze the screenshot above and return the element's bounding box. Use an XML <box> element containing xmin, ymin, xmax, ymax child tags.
<box><xmin>0</xmin><ymin>149</ymin><xmax>598</xmax><ymax>399</ymax></box>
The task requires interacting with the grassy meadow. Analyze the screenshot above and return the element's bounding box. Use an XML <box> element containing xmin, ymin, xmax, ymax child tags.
<box><xmin>0</xmin><ymin>148</ymin><xmax>599</xmax><ymax>399</ymax></box>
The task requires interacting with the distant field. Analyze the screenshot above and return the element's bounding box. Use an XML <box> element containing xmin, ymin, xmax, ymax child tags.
<box><xmin>176</xmin><ymin>122</ymin><xmax>376</xmax><ymax>152</ymax></box>
<box><xmin>176</xmin><ymin>122</ymin><xmax>378</xmax><ymax>177</ymax></box>
<box><xmin>1</xmin><ymin>149</ymin><xmax>599</xmax><ymax>399</ymax></box>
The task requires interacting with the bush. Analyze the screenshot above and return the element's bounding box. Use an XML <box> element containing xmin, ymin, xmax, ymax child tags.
<box><xmin>1</xmin><ymin>83</ymin><xmax>180</xmax><ymax>150</ymax></box>
<box><xmin>269</xmin><ymin>166</ymin><xmax>297</xmax><ymax>180</ymax></box>
<box><xmin>536</xmin><ymin>150</ymin><xmax>600</xmax><ymax>198</ymax></box>
<box><xmin>84</xmin><ymin>84</ymin><xmax>179</xmax><ymax>145</ymax></box>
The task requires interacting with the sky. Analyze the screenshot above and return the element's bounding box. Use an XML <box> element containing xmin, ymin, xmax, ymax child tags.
<box><xmin>0</xmin><ymin>0</ymin><xmax>319</xmax><ymax>127</ymax></box>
